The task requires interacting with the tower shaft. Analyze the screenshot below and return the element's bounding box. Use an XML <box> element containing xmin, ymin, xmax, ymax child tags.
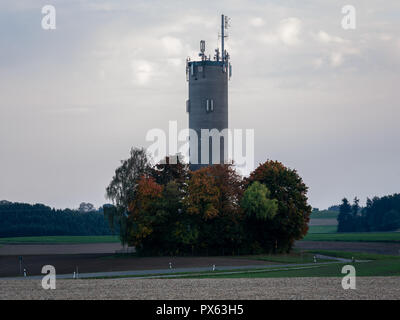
<box><xmin>186</xmin><ymin>15</ymin><xmax>231</xmax><ymax>170</ymax></box>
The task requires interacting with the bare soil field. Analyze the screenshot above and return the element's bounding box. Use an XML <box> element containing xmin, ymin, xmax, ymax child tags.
<box><xmin>1</xmin><ymin>277</ymin><xmax>399</xmax><ymax>300</ymax></box>
<box><xmin>0</xmin><ymin>254</ymin><xmax>270</xmax><ymax>277</ymax></box>
<box><xmin>296</xmin><ymin>241</ymin><xmax>400</xmax><ymax>255</ymax></box>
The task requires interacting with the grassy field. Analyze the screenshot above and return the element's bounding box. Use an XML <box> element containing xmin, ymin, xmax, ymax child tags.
<box><xmin>303</xmin><ymin>232</ymin><xmax>400</xmax><ymax>242</ymax></box>
<box><xmin>2</xmin><ymin>232</ymin><xmax>399</xmax><ymax>244</ymax></box>
<box><xmin>86</xmin><ymin>252</ymin><xmax>334</xmax><ymax>279</ymax></box>
<box><xmin>307</xmin><ymin>225</ymin><xmax>337</xmax><ymax>234</ymax></box>
<box><xmin>179</xmin><ymin>251</ymin><xmax>400</xmax><ymax>279</ymax></box>
<box><xmin>310</xmin><ymin>210</ymin><xmax>339</xmax><ymax>219</ymax></box>
<box><xmin>79</xmin><ymin>250</ymin><xmax>400</xmax><ymax>280</ymax></box>
<box><xmin>0</xmin><ymin>235</ymin><xmax>120</xmax><ymax>244</ymax></box>
<box><xmin>240</xmin><ymin>251</ymin><xmax>330</xmax><ymax>264</ymax></box>
<box><xmin>184</xmin><ymin>261</ymin><xmax>400</xmax><ymax>278</ymax></box>
<box><xmin>102</xmin><ymin>251</ymin><xmax>329</xmax><ymax>264</ymax></box>
<box><xmin>83</xmin><ymin>265</ymin><xmax>325</xmax><ymax>280</ymax></box>
<box><xmin>306</xmin><ymin>250</ymin><xmax>399</xmax><ymax>261</ymax></box>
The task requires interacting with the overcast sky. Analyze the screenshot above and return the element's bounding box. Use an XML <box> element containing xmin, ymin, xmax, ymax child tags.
<box><xmin>1</xmin><ymin>0</ymin><xmax>399</xmax><ymax>210</ymax></box>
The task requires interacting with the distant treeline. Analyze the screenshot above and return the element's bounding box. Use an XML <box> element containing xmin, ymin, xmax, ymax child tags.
<box><xmin>338</xmin><ymin>194</ymin><xmax>400</xmax><ymax>232</ymax></box>
<box><xmin>0</xmin><ymin>201</ymin><xmax>116</xmax><ymax>237</ymax></box>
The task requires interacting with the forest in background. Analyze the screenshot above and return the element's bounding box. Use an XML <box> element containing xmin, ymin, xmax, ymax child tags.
<box><xmin>0</xmin><ymin>201</ymin><xmax>115</xmax><ymax>237</ymax></box>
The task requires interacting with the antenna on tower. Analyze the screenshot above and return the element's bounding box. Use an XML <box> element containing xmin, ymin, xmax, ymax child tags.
<box><xmin>199</xmin><ymin>40</ymin><xmax>206</xmax><ymax>60</ymax></box>
<box><xmin>221</xmin><ymin>15</ymin><xmax>225</xmax><ymax>61</ymax></box>
<box><xmin>221</xmin><ymin>14</ymin><xmax>230</xmax><ymax>62</ymax></box>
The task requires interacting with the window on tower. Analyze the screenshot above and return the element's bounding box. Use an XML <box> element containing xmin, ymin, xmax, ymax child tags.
<box><xmin>206</xmin><ymin>99</ymin><xmax>214</xmax><ymax>112</ymax></box>
<box><xmin>186</xmin><ymin>100</ymin><xmax>190</xmax><ymax>113</ymax></box>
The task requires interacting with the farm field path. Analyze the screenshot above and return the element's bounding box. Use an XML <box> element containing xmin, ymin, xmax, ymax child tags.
<box><xmin>2</xmin><ymin>260</ymin><xmax>345</xmax><ymax>280</ymax></box>
<box><xmin>0</xmin><ymin>254</ymin><xmax>286</xmax><ymax>277</ymax></box>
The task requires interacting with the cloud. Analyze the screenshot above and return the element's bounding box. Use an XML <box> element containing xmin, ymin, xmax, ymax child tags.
<box><xmin>261</xmin><ymin>17</ymin><xmax>302</xmax><ymax>46</ymax></box>
<box><xmin>250</xmin><ymin>17</ymin><xmax>265</xmax><ymax>27</ymax></box>
<box><xmin>1</xmin><ymin>0</ymin><xmax>400</xmax><ymax>211</ymax></box>
<box><xmin>167</xmin><ymin>58</ymin><xmax>182</xmax><ymax>67</ymax></box>
<box><xmin>330</xmin><ymin>52</ymin><xmax>344</xmax><ymax>67</ymax></box>
<box><xmin>131</xmin><ymin>59</ymin><xmax>154</xmax><ymax>85</ymax></box>
<box><xmin>81</xmin><ymin>2</ymin><xmax>119</xmax><ymax>12</ymax></box>
<box><xmin>279</xmin><ymin>18</ymin><xmax>302</xmax><ymax>46</ymax></box>
<box><xmin>313</xmin><ymin>57</ymin><xmax>324</xmax><ymax>68</ymax></box>
<box><xmin>379</xmin><ymin>33</ymin><xmax>393</xmax><ymax>41</ymax></box>
<box><xmin>316</xmin><ymin>31</ymin><xmax>346</xmax><ymax>44</ymax></box>
<box><xmin>161</xmin><ymin>36</ymin><xmax>184</xmax><ymax>56</ymax></box>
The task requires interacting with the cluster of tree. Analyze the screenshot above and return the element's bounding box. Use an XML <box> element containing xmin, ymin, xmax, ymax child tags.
<box><xmin>0</xmin><ymin>202</ymin><xmax>115</xmax><ymax>237</ymax></box>
<box><xmin>105</xmin><ymin>148</ymin><xmax>312</xmax><ymax>255</ymax></box>
<box><xmin>337</xmin><ymin>195</ymin><xmax>400</xmax><ymax>232</ymax></box>
<box><xmin>328</xmin><ymin>205</ymin><xmax>341</xmax><ymax>212</ymax></box>
<box><xmin>308</xmin><ymin>205</ymin><xmax>340</xmax><ymax>213</ymax></box>
<box><xmin>78</xmin><ymin>202</ymin><xmax>97</xmax><ymax>213</ymax></box>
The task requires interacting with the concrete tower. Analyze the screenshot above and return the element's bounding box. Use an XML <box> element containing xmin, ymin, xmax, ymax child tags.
<box><xmin>186</xmin><ymin>14</ymin><xmax>231</xmax><ymax>170</ymax></box>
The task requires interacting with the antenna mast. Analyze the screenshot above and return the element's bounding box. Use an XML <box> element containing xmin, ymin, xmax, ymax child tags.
<box><xmin>221</xmin><ymin>14</ymin><xmax>230</xmax><ymax>61</ymax></box>
<box><xmin>221</xmin><ymin>14</ymin><xmax>225</xmax><ymax>61</ymax></box>
<box><xmin>220</xmin><ymin>14</ymin><xmax>231</xmax><ymax>78</ymax></box>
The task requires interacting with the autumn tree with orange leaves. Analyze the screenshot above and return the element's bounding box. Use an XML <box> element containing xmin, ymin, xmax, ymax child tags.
<box><xmin>184</xmin><ymin>164</ymin><xmax>244</xmax><ymax>255</ymax></box>
<box><xmin>127</xmin><ymin>175</ymin><xmax>162</xmax><ymax>249</ymax></box>
<box><xmin>127</xmin><ymin>156</ymin><xmax>195</xmax><ymax>255</ymax></box>
<box><xmin>106</xmin><ymin>150</ymin><xmax>311</xmax><ymax>255</ymax></box>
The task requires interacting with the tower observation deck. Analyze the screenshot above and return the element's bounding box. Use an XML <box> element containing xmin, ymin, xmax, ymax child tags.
<box><xmin>186</xmin><ymin>14</ymin><xmax>232</xmax><ymax>170</ymax></box>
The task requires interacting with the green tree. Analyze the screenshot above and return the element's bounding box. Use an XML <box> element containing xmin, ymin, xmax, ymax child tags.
<box><xmin>364</xmin><ymin>194</ymin><xmax>400</xmax><ymax>231</ymax></box>
<box><xmin>241</xmin><ymin>182</ymin><xmax>279</xmax><ymax>254</ymax></box>
<box><xmin>241</xmin><ymin>182</ymin><xmax>278</xmax><ymax>220</ymax></box>
<box><xmin>337</xmin><ymin>198</ymin><xmax>354</xmax><ymax>232</ymax></box>
<box><xmin>106</xmin><ymin>148</ymin><xmax>151</xmax><ymax>209</ymax></box>
<box><xmin>141</xmin><ymin>180</ymin><xmax>196</xmax><ymax>255</ymax></box>
<box><xmin>382</xmin><ymin>209</ymin><xmax>400</xmax><ymax>231</ymax></box>
<box><xmin>105</xmin><ymin>147</ymin><xmax>151</xmax><ymax>245</ymax></box>
<box><xmin>247</xmin><ymin>160</ymin><xmax>312</xmax><ymax>253</ymax></box>
<box><xmin>352</xmin><ymin>197</ymin><xmax>360</xmax><ymax>217</ymax></box>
